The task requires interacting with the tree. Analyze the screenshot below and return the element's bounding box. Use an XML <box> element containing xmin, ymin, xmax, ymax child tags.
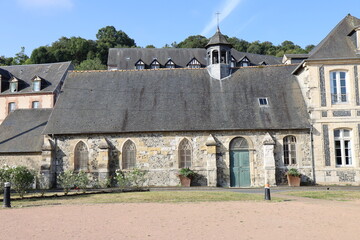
<box><xmin>305</xmin><ymin>44</ymin><xmax>315</xmax><ymax>53</ymax></box>
<box><xmin>145</xmin><ymin>45</ymin><xmax>155</xmax><ymax>48</ymax></box>
<box><xmin>30</xmin><ymin>46</ymin><xmax>55</xmax><ymax>64</ymax></box>
<box><xmin>12</xmin><ymin>47</ymin><xmax>29</xmax><ymax>65</ymax></box>
<box><xmin>0</xmin><ymin>56</ymin><xmax>14</xmax><ymax>66</ymax></box>
<box><xmin>76</xmin><ymin>58</ymin><xmax>107</xmax><ymax>70</ymax></box>
<box><xmin>227</xmin><ymin>37</ymin><xmax>249</xmax><ymax>52</ymax></box>
<box><xmin>247</xmin><ymin>41</ymin><xmax>263</xmax><ymax>54</ymax></box>
<box><xmin>177</xmin><ymin>35</ymin><xmax>208</xmax><ymax>48</ymax></box>
<box><xmin>96</xmin><ymin>26</ymin><xmax>136</xmax><ymax>64</ymax></box>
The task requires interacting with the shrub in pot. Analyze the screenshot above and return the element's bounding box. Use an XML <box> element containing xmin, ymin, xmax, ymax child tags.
<box><xmin>177</xmin><ymin>168</ymin><xmax>196</xmax><ymax>187</ymax></box>
<box><xmin>286</xmin><ymin>168</ymin><xmax>301</xmax><ymax>187</ymax></box>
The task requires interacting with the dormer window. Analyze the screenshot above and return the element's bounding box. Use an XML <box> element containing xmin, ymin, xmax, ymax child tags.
<box><xmin>356</xmin><ymin>26</ymin><xmax>360</xmax><ymax>51</ymax></box>
<box><xmin>187</xmin><ymin>58</ymin><xmax>201</xmax><ymax>68</ymax></box>
<box><xmin>165</xmin><ymin>60</ymin><xmax>175</xmax><ymax>69</ymax></box>
<box><xmin>9</xmin><ymin>77</ymin><xmax>18</xmax><ymax>93</ymax></box>
<box><xmin>150</xmin><ymin>59</ymin><xmax>160</xmax><ymax>69</ymax></box>
<box><xmin>135</xmin><ymin>60</ymin><xmax>145</xmax><ymax>70</ymax></box>
<box><xmin>32</xmin><ymin>76</ymin><xmax>42</xmax><ymax>92</ymax></box>
<box><xmin>240</xmin><ymin>57</ymin><xmax>250</xmax><ymax>67</ymax></box>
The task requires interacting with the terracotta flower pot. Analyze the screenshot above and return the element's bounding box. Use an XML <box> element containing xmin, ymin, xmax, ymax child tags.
<box><xmin>287</xmin><ymin>175</ymin><xmax>301</xmax><ymax>187</ymax></box>
<box><xmin>179</xmin><ymin>175</ymin><xmax>191</xmax><ymax>187</ymax></box>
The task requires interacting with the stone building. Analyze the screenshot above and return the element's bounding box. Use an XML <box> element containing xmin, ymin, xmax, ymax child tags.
<box><xmin>42</xmin><ymin>29</ymin><xmax>311</xmax><ymax>187</ymax></box>
<box><xmin>294</xmin><ymin>14</ymin><xmax>360</xmax><ymax>184</ymax></box>
<box><xmin>2</xmin><ymin>15</ymin><xmax>360</xmax><ymax>187</ymax></box>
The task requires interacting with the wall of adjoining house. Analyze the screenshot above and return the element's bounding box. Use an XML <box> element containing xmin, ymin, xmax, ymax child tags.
<box><xmin>296</xmin><ymin>62</ymin><xmax>360</xmax><ymax>185</ymax></box>
<box><xmin>53</xmin><ymin>130</ymin><xmax>312</xmax><ymax>187</ymax></box>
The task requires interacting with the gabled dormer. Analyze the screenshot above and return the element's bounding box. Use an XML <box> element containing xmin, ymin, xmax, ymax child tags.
<box><xmin>239</xmin><ymin>56</ymin><xmax>250</xmax><ymax>67</ymax></box>
<box><xmin>165</xmin><ymin>59</ymin><xmax>175</xmax><ymax>69</ymax></box>
<box><xmin>135</xmin><ymin>60</ymin><xmax>145</xmax><ymax>70</ymax></box>
<box><xmin>9</xmin><ymin>77</ymin><xmax>19</xmax><ymax>93</ymax></box>
<box><xmin>187</xmin><ymin>58</ymin><xmax>201</xmax><ymax>68</ymax></box>
<box><xmin>206</xmin><ymin>27</ymin><xmax>232</xmax><ymax>80</ymax></box>
<box><xmin>150</xmin><ymin>59</ymin><xmax>160</xmax><ymax>69</ymax></box>
<box><xmin>31</xmin><ymin>75</ymin><xmax>43</xmax><ymax>92</ymax></box>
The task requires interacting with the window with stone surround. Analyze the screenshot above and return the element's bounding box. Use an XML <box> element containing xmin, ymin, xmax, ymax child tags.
<box><xmin>179</xmin><ymin>139</ymin><xmax>192</xmax><ymax>168</ymax></box>
<box><xmin>283</xmin><ymin>135</ymin><xmax>296</xmax><ymax>165</ymax></box>
<box><xmin>8</xmin><ymin>102</ymin><xmax>16</xmax><ymax>113</ymax></box>
<box><xmin>334</xmin><ymin>129</ymin><xmax>352</xmax><ymax>166</ymax></box>
<box><xmin>331</xmin><ymin>71</ymin><xmax>348</xmax><ymax>104</ymax></box>
<box><xmin>122</xmin><ymin>140</ymin><xmax>136</xmax><ymax>169</ymax></box>
<box><xmin>74</xmin><ymin>141</ymin><xmax>89</xmax><ymax>171</ymax></box>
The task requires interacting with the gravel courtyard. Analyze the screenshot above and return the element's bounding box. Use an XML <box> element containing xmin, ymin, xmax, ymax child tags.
<box><xmin>1</xmin><ymin>195</ymin><xmax>360</xmax><ymax>240</ymax></box>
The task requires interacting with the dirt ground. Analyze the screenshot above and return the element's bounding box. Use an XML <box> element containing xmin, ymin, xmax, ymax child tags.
<box><xmin>1</xmin><ymin>196</ymin><xmax>360</xmax><ymax>240</ymax></box>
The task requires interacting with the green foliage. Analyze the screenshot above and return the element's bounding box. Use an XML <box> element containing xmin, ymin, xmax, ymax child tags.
<box><xmin>75</xmin><ymin>58</ymin><xmax>107</xmax><ymax>70</ymax></box>
<box><xmin>115</xmin><ymin>168</ymin><xmax>147</xmax><ymax>190</ymax></box>
<box><xmin>177</xmin><ymin>35</ymin><xmax>208</xmax><ymax>48</ymax></box>
<box><xmin>0</xmin><ymin>165</ymin><xmax>35</xmax><ymax>198</ymax></box>
<box><xmin>286</xmin><ymin>168</ymin><xmax>301</xmax><ymax>177</ymax></box>
<box><xmin>145</xmin><ymin>45</ymin><xmax>156</xmax><ymax>48</ymax></box>
<box><xmin>178</xmin><ymin>168</ymin><xmax>196</xmax><ymax>178</ymax></box>
<box><xmin>57</xmin><ymin>170</ymin><xmax>76</xmax><ymax>195</ymax></box>
<box><xmin>75</xmin><ymin>171</ymin><xmax>90</xmax><ymax>193</ymax></box>
<box><xmin>12</xmin><ymin>47</ymin><xmax>29</xmax><ymax>65</ymax></box>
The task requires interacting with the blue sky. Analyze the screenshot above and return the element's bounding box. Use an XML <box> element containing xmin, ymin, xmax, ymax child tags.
<box><xmin>1</xmin><ymin>0</ymin><xmax>360</xmax><ymax>57</ymax></box>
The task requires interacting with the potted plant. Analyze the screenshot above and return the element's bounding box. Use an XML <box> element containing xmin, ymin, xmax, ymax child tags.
<box><xmin>177</xmin><ymin>168</ymin><xmax>196</xmax><ymax>187</ymax></box>
<box><xmin>286</xmin><ymin>168</ymin><xmax>301</xmax><ymax>187</ymax></box>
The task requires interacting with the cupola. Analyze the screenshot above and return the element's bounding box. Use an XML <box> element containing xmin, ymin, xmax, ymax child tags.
<box><xmin>206</xmin><ymin>27</ymin><xmax>233</xmax><ymax>80</ymax></box>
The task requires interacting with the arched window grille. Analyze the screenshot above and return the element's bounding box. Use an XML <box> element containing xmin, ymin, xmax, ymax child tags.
<box><xmin>179</xmin><ymin>139</ymin><xmax>192</xmax><ymax>168</ymax></box>
<box><xmin>74</xmin><ymin>141</ymin><xmax>89</xmax><ymax>171</ymax></box>
<box><xmin>122</xmin><ymin>140</ymin><xmax>136</xmax><ymax>169</ymax></box>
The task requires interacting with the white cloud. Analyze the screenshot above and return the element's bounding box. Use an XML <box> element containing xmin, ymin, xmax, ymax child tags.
<box><xmin>201</xmin><ymin>0</ymin><xmax>243</xmax><ymax>36</ymax></box>
<box><xmin>16</xmin><ymin>0</ymin><xmax>74</xmax><ymax>9</ymax></box>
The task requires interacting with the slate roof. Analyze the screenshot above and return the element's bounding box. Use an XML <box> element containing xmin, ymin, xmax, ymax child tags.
<box><xmin>0</xmin><ymin>62</ymin><xmax>72</xmax><ymax>94</ymax></box>
<box><xmin>0</xmin><ymin>109</ymin><xmax>52</xmax><ymax>153</ymax></box>
<box><xmin>308</xmin><ymin>14</ymin><xmax>360</xmax><ymax>59</ymax></box>
<box><xmin>108</xmin><ymin>48</ymin><xmax>281</xmax><ymax>69</ymax></box>
<box><xmin>44</xmin><ymin>65</ymin><xmax>310</xmax><ymax>135</ymax></box>
<box><xmin>206</xmin><ymin>28</ymin><xmax>232</xmax><ymax>47</ymax></box>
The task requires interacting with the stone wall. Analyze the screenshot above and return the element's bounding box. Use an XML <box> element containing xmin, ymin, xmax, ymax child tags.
<box><xmin>53</xmin><ymin>130</ymin><xmax>312</xmax><ymax>187</ymax></box>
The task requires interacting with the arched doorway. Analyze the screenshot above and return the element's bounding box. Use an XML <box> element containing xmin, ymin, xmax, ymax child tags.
<box><xmin>230</xmin><ymin>137</ymin><xmax>250</xmax><ymax>187</ymax></box>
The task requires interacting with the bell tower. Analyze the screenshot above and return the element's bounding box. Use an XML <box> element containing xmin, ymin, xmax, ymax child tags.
<box><xmin>206</xmin><ymin>27</ymin><xmax>232</xmax><ymax>80</ymax></box>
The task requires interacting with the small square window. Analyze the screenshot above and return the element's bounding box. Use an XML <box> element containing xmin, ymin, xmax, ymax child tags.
<box><xmin>258</xmin><ymin>98</ymin><xmax>268</xmax><ymax>106</ymax></box>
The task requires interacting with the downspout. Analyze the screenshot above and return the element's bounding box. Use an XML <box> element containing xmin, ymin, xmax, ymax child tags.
<box><xmin>51</xmin><ymin>134</ymin><xmax>57</xmax><ymax>188</ymax></box>
<box><xmin>310</xmin><ymin>124</ymin><xmax>316</xmax><ymax>184</ymax></box>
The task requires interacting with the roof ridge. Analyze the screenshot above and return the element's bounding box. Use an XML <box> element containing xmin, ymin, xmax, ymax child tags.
<box><xmin>70</xmin><ymin>67</ymin><xmax>207</xmax><ymax>73</ymax></box>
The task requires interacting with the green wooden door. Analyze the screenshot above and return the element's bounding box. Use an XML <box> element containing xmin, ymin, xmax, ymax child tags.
<box><xmin>230</xmin><ymin>150</ymin><xmax>250</xmax><ymax>187</ymax></box>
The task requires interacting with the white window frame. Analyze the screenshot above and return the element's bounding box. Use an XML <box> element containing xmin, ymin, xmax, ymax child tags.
<box><xmin>283</xmin><ymin>136</ymin><xmax>297</xmax><ymax>165</ymax></box>
<box><xmin>334</xmin><ymin>129</ymin><xmax>352</xmax><ymax>166</ymax></box>
<box><xmin>33</xmin><ymin>80</ymin><xmax>41</xmax><ymax>92</ymax></box>
<box><xmin>331</xmin><ymin>71</ymin><xmax>348</xmax><ymax>104</ymax></box>
<box><xmin>32</xmin><ymin>101</ymin><xmax>40</xmax><ymax>109</ymax></box>
<box><xmin>8</xmin><ymin>102</ymin><xmax>16</xmax><ymax>113</ymax></box>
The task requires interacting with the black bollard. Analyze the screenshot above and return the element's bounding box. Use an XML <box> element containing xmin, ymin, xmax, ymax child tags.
<box><xmin>264</xmin><ymin>184</ymin><xmax>271</xmax><ymax>200</ymax></box>
<box><xmin>3</xmin><ymin>182</ymin><xmax>11</xmax><ymax>208</ymax></box>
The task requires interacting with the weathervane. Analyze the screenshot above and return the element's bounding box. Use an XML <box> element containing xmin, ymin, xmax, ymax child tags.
<box><xmin>216</xmin><ymin>12</ymin><xmax>221</xmax><ymax>30</ymax></box>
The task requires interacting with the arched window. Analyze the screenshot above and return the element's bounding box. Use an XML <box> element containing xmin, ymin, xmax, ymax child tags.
<box><xmin>334</xmin><ymin>129</ymin><xmax>352</xmax><ymax>166</ymax></box>
<box><xmin>179</xmin><ymin>139</ymin><xmax>192</xmax><ymax>168</ymax></box>
<box><xmin>212</xmin><ymin>50</ymin><xmax>219</xmax><ymax>64</ymax></box>
<box><xmin>230</xmin><ymin>137</ymin><xmax>248</xmax><ymax>150</ymax></box>
<box><xmin>74</xmin><ymin>141</ymin><xmax>89</xmax><ymax>171</ymax></box>
<box><xmin>122</xmin><ymin>140</ymin><xmax>136</xmax><ymax>169</ymax></box>
<box><xmin>283</xmin><ymin>136</ymin><xmax>296</xmax><ymax>165</ymax></box>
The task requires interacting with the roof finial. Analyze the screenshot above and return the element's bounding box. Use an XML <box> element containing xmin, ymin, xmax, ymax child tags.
<box><xmin>216</xmin><ymin>12</ymin><xmax>221</xmax><ymax>32</ymax></box>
